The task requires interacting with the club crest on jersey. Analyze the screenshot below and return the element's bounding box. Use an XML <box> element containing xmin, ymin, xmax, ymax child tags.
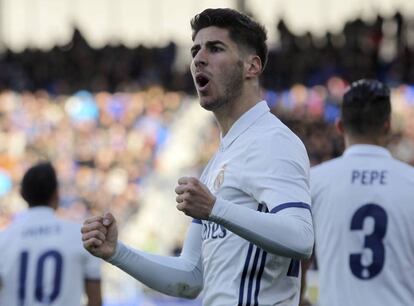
<box><xmin>213</xmin><ymin>165</ymin><xmax>226</xmax><ymax>191</ymax></box>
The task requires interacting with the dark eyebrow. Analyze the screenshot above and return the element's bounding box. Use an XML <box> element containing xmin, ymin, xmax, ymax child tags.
<box><xmin>205</xmin><ymin>40</ymin><xmax>227</xmax><ymax>48</ymax></box>
<box><xmin>191</xmin><ymin>40</ymin><xmax>227</xmax><ymax>53</ymax></box>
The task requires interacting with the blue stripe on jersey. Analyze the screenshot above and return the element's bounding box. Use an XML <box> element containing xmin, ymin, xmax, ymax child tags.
<box><xmin>239</xmin><ymin>204</ymin><xmax>268</xmax><ymax>306</ymax></box>
<box><xmin>238</xmin><ymin>202</ymin><xmax>308</xmax><ymax>305</ymax></box>
<box><xmin>287</xmin><ymin>259</ymin><xmax>300</xmax><ymax>277</ymax></box>
<box><xmin>254</xmin><ymin>250</ymin><xmax>268</xmax><ymax>306</ymax></box>
<box><xmin>192</xmin><ymin>219</ymin><xmax>202</xmax><ymax>224</ymax></box>
<box><xmin>270</xmin><ymin>202</ymin><xmax>311</xmax><ymax>214</ymax></box>
<box><xmin>246</xmin><ymin>246</ymin><xmax>262</xmax><ymax>306</ymax></box>
<box><xmin>239</xmin><ymin>242</ymin><xmax>255</xmax><ymax>306</ymax></box>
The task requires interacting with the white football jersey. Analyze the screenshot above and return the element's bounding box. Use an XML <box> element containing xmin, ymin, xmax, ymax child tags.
<box><xmin>311</xmin><ymin>145</ymin><xmax>414</xmax><ymax>306</ymax></box>
<box><xmin>0</xmin><ymin>207</ymin><xmax>101</xmax><ymax>306</ymax></box>
<box><xmin>197</xmin><ymin>101</ymin><xmax>311</xmax><ymax>306</ymax></box>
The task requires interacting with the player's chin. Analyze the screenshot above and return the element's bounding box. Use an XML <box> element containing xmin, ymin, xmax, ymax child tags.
<box><xmin>199</xmin><ymin>97</ymin><xmax>218</xmax><ymax>111</ymax></box>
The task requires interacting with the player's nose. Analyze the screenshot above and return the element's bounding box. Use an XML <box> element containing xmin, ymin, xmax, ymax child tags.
<box><xmin>194</xmin><ymin>48</ymin><xmax>208</xmax><ymax>68</ymax></box>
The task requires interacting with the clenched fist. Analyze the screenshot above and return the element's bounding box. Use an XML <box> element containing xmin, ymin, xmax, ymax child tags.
<box><xmin>81</xmin><ymin>212</ymin><xmax>118</xmax><ymax>260</ymax></box>
<box><xmin>175</xmin><ymin>177</ymin><xmax>216</xmax><ymax>219</ymax></box>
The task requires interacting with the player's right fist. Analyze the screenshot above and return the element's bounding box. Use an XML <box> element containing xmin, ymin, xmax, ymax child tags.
<box><xmin>81</xmin><ymin>212</ymin><xmax>118</xmax><ymax>260</ymax></box>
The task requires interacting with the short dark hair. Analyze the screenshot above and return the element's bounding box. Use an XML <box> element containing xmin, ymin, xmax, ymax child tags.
<box><xmin>21</xmin><ymin>162</ymin><xmax>58</xmax><ymax>207</ymax></box>
<box><xmin>341</xmin><ymin>79</ymin><xmax>391</xmax><ymax>136</ymax></box>
<box><xmin>191</xmin><ymin>8</ymin><xmax>268</xmax><ymax>70</ymax></box>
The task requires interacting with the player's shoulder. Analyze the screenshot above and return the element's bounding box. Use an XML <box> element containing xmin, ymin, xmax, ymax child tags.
<box><xmin>251</xmin><ymin>114</ymin><xmax>306</xmax><ymax>154</ymax></box>
<box><xmin>0</xmin><ymin>227</ymin><xmax>8</xmax><ymax>246</ymax></box>
<box><xmin>248</xmin><ymin>127</ymin><xmax>309</xmax><ymax>171</ymax></box>
<box><xmin>388</xmin><ymin>157</ymin><xmax>414</xmax><ymax>182</ymax></box>
<box><xmin>390</xmin><ymin>157</ymin><xmax>414</xmax><ymax>171</ymax></box>
<box><xmin>310</xmin><ymin>156</ymin><xmax>344</xmax><ymax>179</ymax></box>
<box><xmin>0</xmin><ymin>215</ymin><xmax>26</xmax><ymax>237</ymax></box>
<box><xmin>52</xmin><ymin>217</ymin><xmax>83</xmax><ymax>240</ymax></box>
<box><xmin>57</xmin><ymin>217</ymin><xmax>82</xmax><ymax>231</ymax></box>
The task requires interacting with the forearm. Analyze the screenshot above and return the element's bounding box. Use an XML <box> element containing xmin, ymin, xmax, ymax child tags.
<box><xmin>108</xmin><ymin>243</ymin><xmax>202</xmax><ymax>298</ymax></box>
<box><xmin>209</xmin><ymin>198</ymin><xmax>314</xmax><ymax>259</ymax></box>
<box><xmin>85</xmin><ymin>279</ymin><xmax>102</xmax><ymax>306</ymax></box>
<box><xmin>107</xmin><ymin>223</ymin><xmax>203</xmax><ymax>299</ymax></box>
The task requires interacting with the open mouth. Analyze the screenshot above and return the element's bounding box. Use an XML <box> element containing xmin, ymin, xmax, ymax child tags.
<box><xmin>196</xmin><ymin>75</ymin><xmax>210</xmax><ymax>90</ymax></box>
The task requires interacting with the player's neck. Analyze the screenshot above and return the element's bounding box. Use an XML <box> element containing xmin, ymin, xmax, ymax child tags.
<box><xmin>214</xmin><ymin>87</ymin><xmax>262</xmax><ymax>137</ymax></box>
<box><xmin>345</xmin><ymin>135</ymin><xmax>386</xmax><ymax>148</ymax></box>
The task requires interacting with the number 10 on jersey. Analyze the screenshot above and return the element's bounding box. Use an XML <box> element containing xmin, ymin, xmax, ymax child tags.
<box><xmin>18</xmin><ymin>250</ymin><xmax>63</xmax><ymax>304</ymax></box>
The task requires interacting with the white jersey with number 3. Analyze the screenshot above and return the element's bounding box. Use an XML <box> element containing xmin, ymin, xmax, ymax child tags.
<box><xmin>311</xmin><ymin>145</ymin><xmax>414</xmax><ymax>306</ymax></box>
<box><xmin>0</xmin><ymin>207</ymin><xmax>101</xmax><ymax>306</ymax></box>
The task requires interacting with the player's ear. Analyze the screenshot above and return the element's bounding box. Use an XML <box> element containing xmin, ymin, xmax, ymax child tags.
<box><xmin>335</xmin><ymin>118</ymin><xmax>345</xmax><ymax>135</ymax></box>
<box><xmin>245</xmin><ymin>54</ymin><xmax>262</xmax><ymax>79</ymax></box>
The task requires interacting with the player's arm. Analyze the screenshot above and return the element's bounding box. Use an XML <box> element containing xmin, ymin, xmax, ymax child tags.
<box><xmin>176</xmin><ymin>184</ymin><xmax>314</xmax><ymax>259</ymax></box>
<box><xmin>85</xmin><ymin>279</ymin><xmax>102</xmax><ymax>306</ymax></box>
<box><xmin>176</xmin><ymin>180</ymin><xmax>313</xmax><ymax>259</ymax></box>
<box><xmin>108</xmin><ymin>222</ymin><xmax>203</xmax><ymax>298</ymax></box>
<box><xmin>82</xmin><ymin>214</ymin><xmax>203</xmax><ymax>299</ymax></box>
<box><xmin>209</xmin><ymin>197</ymin><xmax>313</xmax><ymax>259</ymax></box>
<box><xmin>82</xmin><ymin>230</ymin><xmax>104</xmax><ymax>306</ymax></box>
<box><xmin>176</xmin><ymin>136</ymin><xmax>314</xmax><ymax>259</ymax></box>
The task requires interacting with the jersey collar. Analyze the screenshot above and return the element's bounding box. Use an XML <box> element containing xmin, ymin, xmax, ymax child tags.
<box><xmin>220</xmin><ymin>100</ymin><xmax>269</xmax><ymax>150</ymax></box>
<box><xmin>343</xmin><ymin>144</ymin><xmax>392</xmax><ymax>158</ymax></box>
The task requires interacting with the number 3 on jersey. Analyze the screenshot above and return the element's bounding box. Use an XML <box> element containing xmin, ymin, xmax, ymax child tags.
<box><xmin>19</xmin><ymin>250</ymin><xmax>63</xmax><ymax>303</ymax></box>
<box><xmin>349</xmin><ymin>204</ymin><xmax>388</xmax><ymax>280</ymax></box>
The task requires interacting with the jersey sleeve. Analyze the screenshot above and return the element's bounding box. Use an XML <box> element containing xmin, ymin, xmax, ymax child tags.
<box><xmin>243</xmin><ymin>130</ymin><xmax>311</xmax><ymax>212</ymax></box>
<box><xmin>107</xmin><ymin>221</ymin><xmax>203</xmax><ymax>298</ymax></box>
<box><xmin>210</xmin><ymin>198</ymin><xmax>314</xmax><ymax>259</ymax></box>
<box><xmin>208</xmin><ymin>130</ymin><xmax>314</xmax><ymax>259</ymax></box>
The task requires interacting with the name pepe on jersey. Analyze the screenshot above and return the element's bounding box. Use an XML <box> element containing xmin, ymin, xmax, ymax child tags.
<box><xmin>351</xmin><ymin>170</ymin><xmax>387</xmax><ymax>185</ymax></box>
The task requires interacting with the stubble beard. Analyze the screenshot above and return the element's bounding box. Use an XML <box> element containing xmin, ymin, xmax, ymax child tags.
<box><xmin>201</xmin><ymin>60</ymin><xmax>244</xmax><ymax>112</ymax></box>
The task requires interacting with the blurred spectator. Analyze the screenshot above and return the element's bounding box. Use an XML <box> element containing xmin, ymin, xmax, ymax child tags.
<box><xmin>0</xmin><ymin>87</ymin><xmax>184</xmax><ymax>227</ymax></box>
<box><xmin>0</xmin><ymin>13</ymin><xmax>414</xmax><ymax>94</ymax></box>
<box><xmin>1</xmin><ymin>81</ymin><xmax>414</xmax><ymax>231</ymax></box>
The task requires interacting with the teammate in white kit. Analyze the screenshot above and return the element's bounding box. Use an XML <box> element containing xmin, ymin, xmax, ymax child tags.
<box><xmin>306</xmin><ymin>79</ymin><xmax>414</xmax><ymax>306</ymax></box>
<box><xmin>82</xmin><ymin>8</ymin><xmax>314</xmax><ymax>306</ymax></box>
<box><xmin>0</xmin><ymin>162</ymin><xmax>102</xmax><ymax>306</ymax></box>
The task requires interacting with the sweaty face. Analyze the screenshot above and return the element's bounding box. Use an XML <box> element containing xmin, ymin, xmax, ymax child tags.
<box><xmin>190</xmin><ymin>26</ymin><xmax>245</xmax><ymax>111</ymax></box>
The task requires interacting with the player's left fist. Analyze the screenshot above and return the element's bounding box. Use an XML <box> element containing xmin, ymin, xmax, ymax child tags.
<box><xmin>175</xmin><ymin>176</ymin><xmax>216</xmax><ymax>219</ymax></box>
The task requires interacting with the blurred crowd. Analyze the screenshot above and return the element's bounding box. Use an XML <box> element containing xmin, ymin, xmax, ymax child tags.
<box><xmin>0</xmin><ymin>13</ymin><xmax>414</xmax><ymax>95</ymax></box>
<box><xmin>263</xmin><ymin>12</ymin><xmax>414</xmax><ymax>90</ymax></box>
<box><xmin>267</xmin><ymin>79</ymin><xmax>414</xmax><ymax>166</ymax></box>
<box><xmin>2</xmin><ymin>77</ymin><xmax>413</xmax><ymax>232</ymax></box>
<box><xmin>0</xmin><ymin>86</ymin><xmax>184</xmax><ymax>228</ymax></box>
<box><xmin>1</xmin><ymin>12</ymin><xmax>414</xmax><ymax>247</ymax></box>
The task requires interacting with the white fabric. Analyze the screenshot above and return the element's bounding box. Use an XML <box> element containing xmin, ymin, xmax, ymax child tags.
<box><xmin>109</xmin><ymin>101</ymin><xmax>313</xmax><ymax>306</ymax></box>
<box><xmin>311</xmin><ymin>144</ymin><xmax>414</xmax><ymax>306</ymax></box>
<box><xmin>210</xmin><ymin>200</ymin><xmax>313</xmax><ymax>258</ymax></box>
<box><xmin>199</xmin><ymin>100</ymin><xmax>312</xmax><ymax>306</ymax></box>
<box><xmin>109</xmin><ymin>223</ymin><xmax>203</xmax><ymax>298</ymax></box>
<box><xmin>0</xmin><ymin>207</ymin><xmax>101</xmax><ymax>306</ymax></box>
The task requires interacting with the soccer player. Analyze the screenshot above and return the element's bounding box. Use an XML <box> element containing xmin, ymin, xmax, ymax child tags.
<box><xmin>0</xmin><ymin>162</ymin><xmax>102</xmax><ymax>306</ymax></box>
<box><xmin>82</xmin><ymin>8</ymin><xmax>314</xmax><ymax>306</ymax></box>
<box><xmin>305</xmin><ymin>79</ymin><xmax>414</xmax><ymax>306</ymax></box>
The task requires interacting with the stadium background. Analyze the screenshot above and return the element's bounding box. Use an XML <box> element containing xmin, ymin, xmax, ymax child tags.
<box><xmin>0</xmin><ymin>0</ymin><xmax>414</xmax><ymax>305</ymax></box>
